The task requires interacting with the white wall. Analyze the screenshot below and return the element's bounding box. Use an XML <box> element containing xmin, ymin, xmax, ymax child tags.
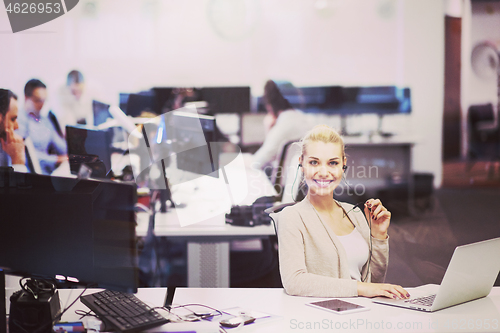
<box><xmin>468</xmin><ymin>0</ymin><xmax>500</xmax><ymax>104</ymax></box>
<box><xmin>0</xmin><ymin>0</ymin><xmax>445</xmax><ymax>186</ymax></box>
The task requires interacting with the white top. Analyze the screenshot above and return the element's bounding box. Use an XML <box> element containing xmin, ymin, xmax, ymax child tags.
<box><xmin>337</xmin><ymin>227</ymin><xmax>370</xmax><ymax>281</ymax></box>
<box><xmin>52</xmin><ymin>81</ymin><xmax>108</xmax><ymax>134</ymax></box>
<box><xmin>252</xmin><ymin>110</ymin><xmax>341</xmax><ymax>169</ymax></box>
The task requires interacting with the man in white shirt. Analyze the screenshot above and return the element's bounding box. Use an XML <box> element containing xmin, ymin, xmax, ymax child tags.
<box><xmin>54</xmin><ymin>70</ymin><xmax>95</xmax><ymax>135</ymax></box>
<box><xmin>0</xmin><ymin>89</ymin><xmax>27</xmax><ymax>172</ymax></box>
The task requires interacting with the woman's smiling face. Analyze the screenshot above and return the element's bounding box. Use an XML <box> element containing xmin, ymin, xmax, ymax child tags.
<box><xmin>301</xmin><ymin>141</ymin><xmax>345</xmax><ymax>197</ymax></box>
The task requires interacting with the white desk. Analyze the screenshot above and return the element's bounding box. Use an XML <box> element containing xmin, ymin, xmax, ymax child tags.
<box><xmin>57</xmin><ymin>286</ymin><xmax>500</xmax><ymax>333</ymax></box>
<box><xmin>136</xmin><ymin>155</ymin><xmax>278</xmax><ymax>288</ymax></box>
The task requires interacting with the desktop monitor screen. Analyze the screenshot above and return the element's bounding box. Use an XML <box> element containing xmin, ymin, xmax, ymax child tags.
<box><xmin>119</xmin><ymin>93</ymin><xmax>130</xmax><ymax>113</ymax></box>
<box><xmin>200</xmin><ymin>87</ymin><xmax>251</xmax><ymax>114</ymax></box>
<box><xmin>337</xmin><ymin>86</ymin><xmax>412</xmax><ymax>115</ymax></box>
<box><xmin>92</xmin><ymin>100</ymin><xmax>112</xmax><ymax>126</ymax></box>
<box><xmin>126</xmin><ymin>93</ymin><xmax>155</xmax><ymax>117</ymax></box>
<box><xmin>152</xmin><ymin>87</ymin><xmax>175</xmax><ymax>114</ymax></box>
<box><xmin>0</xmin><ymin>172</ymin><xmax>138</xmax><ymax>293</ymax></box>
<box><xmin>66</xmin><ymin>125</ymin><xmax>113</xmax><ymax>176</ymax></box>
<box><xmin>257</xmin><ymin>85</ymin><xmax>411</xmax><ymax>116</ymax></box>
<box><xmin>165</xmin><ymin>111</ymin><xmax>219</xmax><ymax>178</ymax></box>
<box><xmin>257</xmin><ymin>86</ymin><xmax>343</xmax><ymax>112</ymax></box>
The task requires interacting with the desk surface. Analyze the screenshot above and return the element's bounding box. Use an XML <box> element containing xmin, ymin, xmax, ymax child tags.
<box><xmin>136</xmin><ymin>211</ymin><xmax>275</xmax><ymax>237</ymax></box>
<box><xmin>58</xmin><ymin>286</ymin><xmax>500</xmax><ymax>333</ymax></box>
<box><xmin>136</xmin><ymin>153</ymin><xmax>277</xmax><ymax>236</ymax></box>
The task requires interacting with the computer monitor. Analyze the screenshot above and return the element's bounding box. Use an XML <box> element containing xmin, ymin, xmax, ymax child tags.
<box><xmin>152</xmin><ymin>87</ymin><xmax>175</xmax><ymax>114</ymax></box>
<box><xmin>257</xmin><ymin>85</ymin><xmax>411</xmax><ymax>116</ymax></box>
<box><xmin>119</xmin><ymin>93</ymin><xmax>130</xmax><ymax>112</ymax></box>
<box><xmin>66</xmin><ymin>125</ymin><xmax>113</xmax><ymax>177</ymax></box>
<box><xmin>256</xmin><ymin>85</ymin><xmax>343</xmax><ymax>112</ymax></box>
<box><xmin>338</xmin><ymin>86</ymin><xmax>411</xmax><ymax>115</ymax></box>
<box><xmin>125</xmin><ymin>93</ymin><xmax>155</xmax><ymax>117</ymax></box>
<box><xmin>164</xmin><ymin>111</ymin><xmax>219</xmax><ymax>178</ymax></box>
<box><xmin>0</xmin><ymin>171</ymin><xmax>138</xmax><ymax>293</ymax></box>
<box><xmin>335</xmin><ymin>86</ymin><xmax>412</xmax><ymax>136</ymax></box>
<box><xmin>92</xmin><ymin>100</ymin><xmax>112</xmax><ymax>126</ymax></box>
<box><xmin>200</xmin><ymin>87</ymin><xmax>251</xmax><ymax>114</ymax></box>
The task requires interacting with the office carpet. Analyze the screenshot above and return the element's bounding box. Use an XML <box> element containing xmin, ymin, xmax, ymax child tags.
<box><xmin>386</xmin><ymin>188</ymin><xmax>500</xmax><ymax>288</ymax></box>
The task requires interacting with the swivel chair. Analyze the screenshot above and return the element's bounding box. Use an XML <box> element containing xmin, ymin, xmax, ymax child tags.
<box><xmin>467</xmin><ymin>103</ymin><xmax>500</xmax><ymax>179</ymax></box>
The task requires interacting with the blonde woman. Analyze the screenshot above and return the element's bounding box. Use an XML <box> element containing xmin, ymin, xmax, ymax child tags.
<box><xmin>277</xmin><ymin>125</ymin><xmax>410</xmax><ymax>299</ymax></box>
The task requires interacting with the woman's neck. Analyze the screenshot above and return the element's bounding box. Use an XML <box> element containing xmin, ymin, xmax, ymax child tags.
<box><xmin>307</xmin><ymin>193</ymin><xmax>339</xmax><ymax>213</ymax></box>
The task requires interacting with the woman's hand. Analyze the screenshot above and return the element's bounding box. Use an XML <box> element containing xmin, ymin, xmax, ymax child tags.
<box><xmin>357</xmin><ymin>282</ymin><xmax>410</xmax><ymax>299</ymax></box>
<box><xmin>364</xmin><ymin>198</ymin><xmax>391</xmax><ymax>240</ymax></box>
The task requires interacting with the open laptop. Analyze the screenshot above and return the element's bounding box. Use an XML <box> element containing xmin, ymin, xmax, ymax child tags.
<box><xmin>373</xmin><ymin>237</ymin><xmax>500</xmax><ymax>312</ymax></box>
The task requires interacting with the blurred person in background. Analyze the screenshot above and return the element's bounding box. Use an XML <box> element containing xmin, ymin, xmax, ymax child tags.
<box><xmin>0</xmin><ymin>89</ymin><xmax>26</xmax><ymax>172</ymax></box>
<box><xmin>54</xmin><ymin>70</ymin><xmax>103</xmax><ymax>135</ymax></box>
<box><xmin>253</xmin><ymin>80</ymin><xmax>319</xmax><ymax>172</ymax></box>
<box><xmin>17</xmin><ymin>79</ymin><xmax>67</xmax><ymax>174</ymax></box>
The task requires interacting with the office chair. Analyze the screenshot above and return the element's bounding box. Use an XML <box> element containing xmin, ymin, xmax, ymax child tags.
<box><xmin>264</xmin><ymin>202</ymin><xmax>297</xmax><ymax>240</ymax></box>
<box><xmin>466</xmin><ymin>103</ymin><xmax>500</xmax><ymax>178</ymax></box>
<box><xmin>272</xmin><ymin>140</ymin><xmax>302</xmax><ymax>202</ymax></box>
<box><xmin>228</xmin><ymin>200</ymin><xmax>284</xmax><ymax>288</ymax></box>
<box><xmin>238</xmin><ymin>202</ymin><xmax>297</xmax><ymax>289</ymax></box>
<box><xmin>24</xmin><ymin>137</ymin><xmax>42</xmax><ymax>174</ymax></box>
<box><xmin>48</xmin><ymin>110</ymin><xmax>64</xmax><ymax>138</ymax></box>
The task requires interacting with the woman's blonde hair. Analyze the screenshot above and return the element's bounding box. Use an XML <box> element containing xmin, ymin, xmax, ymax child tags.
<box><xmin>300</xmin><ymin>125</ymin><xmax>345</xmax><ymax>160</ymax></box>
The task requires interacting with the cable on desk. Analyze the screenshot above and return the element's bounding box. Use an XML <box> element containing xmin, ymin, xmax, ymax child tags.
<box><xmin>76</xmin><ymin>301</ymin><xmax>224</xmax><ymax>325</ymax></box>
<box><xmin>19</xmin><ymin>276</ymin><xmax>56</xmax><ymax>300</ymax></box>
<box><xmin>170</xmin><ymin>303</ymin><xmax>223</xmax><ymax>319</ymax></box>
<box><xmin>77</xmin><ymin>305</ymin><xmax>168</xmax><ymax>320</ymax></box>
<box><xmin>76</xmin><ymin>309</ymin><xmax>97</xmax><ymax>320</ymax></box>
<box><xmin>78</xmin><ymin>299</ymin><xmax>231</xmax><ymax>331</ymax></box>
<box><xmin>12</xmin><ymin>283</ymin><xmax>89</xmax><ymax>333</ymax></box>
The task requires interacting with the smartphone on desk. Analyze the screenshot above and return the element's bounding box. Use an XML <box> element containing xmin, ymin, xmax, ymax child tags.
<box><xmin>307</xmin><ymin>299</ymin><xmax>369</xmax><ymax>315</ymax></box>
<box><xmin>220</xmin><ymin>315</ymin><xmax>256</xmax><ymax>328</ymax></box>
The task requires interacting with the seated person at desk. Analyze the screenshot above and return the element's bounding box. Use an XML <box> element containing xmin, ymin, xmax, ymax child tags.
<box><xmin>17</xmin><ymin>79</ymin><xmax>67</xmax><ymax>174</ymax></box>
<box><xmin>54</xmin><ymin>70</ymin><xmax>97</xmax><ymax>134</ymax></box>
<box><xmin>0</xmin><ymin>88</ymin><xmax>26</xmax><ymax>172</ymax></box>
<box><xmin>277</xmin><ymin>125</ymin><xmax>409</xmax><ymax>299</ymax></box>
<box><xmin>252</xmin><ymin>80</ymin><xmax>336</xmax><ymax>172</ymax></box>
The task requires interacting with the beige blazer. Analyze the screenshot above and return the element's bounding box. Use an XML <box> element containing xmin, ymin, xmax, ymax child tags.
<box><xmin>274</xmin><ymin>197</ymin><xmax>389</xmax><ymax>297</ymax></box>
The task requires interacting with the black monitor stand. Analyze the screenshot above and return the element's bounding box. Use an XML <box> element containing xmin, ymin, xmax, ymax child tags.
<box><xmin>164</xmin><ymin>286</ymin><xmax>176</xmax><ymax>310</ymax></box>
<box><xmin>340</xmin><ymin>115</ymin><xmax>362</xmax><ymax>137</ymax></box>
<box><xmin>376</xmin><ymin>114</ymin><xmax>394</xmax><ymax>138</ymax></box>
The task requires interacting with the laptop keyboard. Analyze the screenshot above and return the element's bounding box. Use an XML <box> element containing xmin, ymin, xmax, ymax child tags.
<box><xmin>405</xmin><ymin>294</ymin><xmax>436</xmax><ymax>307</ymax></box>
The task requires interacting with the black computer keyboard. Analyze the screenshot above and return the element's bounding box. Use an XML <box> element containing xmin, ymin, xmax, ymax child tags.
<box><xmin>80</xmin><ymin>290</ymin><xmax>169</xmax><ymax>332</ymax></box>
